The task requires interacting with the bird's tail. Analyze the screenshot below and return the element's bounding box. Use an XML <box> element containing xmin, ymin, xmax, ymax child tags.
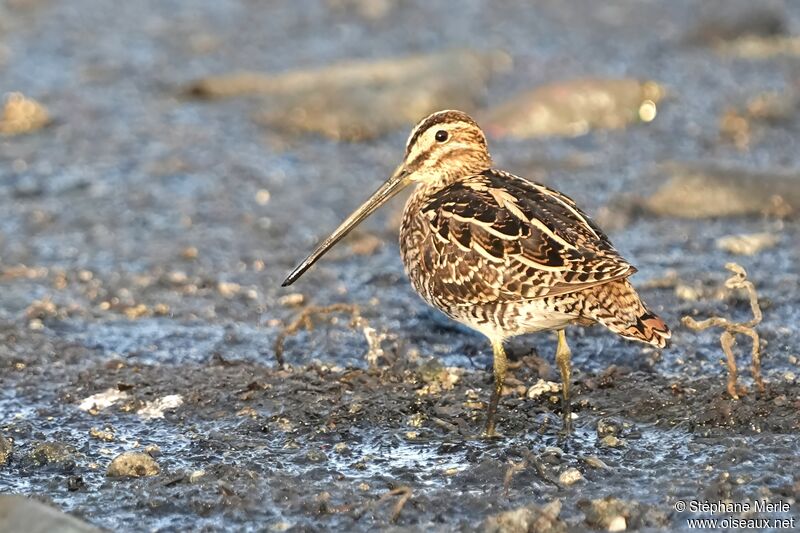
<box><xmin>583</xmin><ymin>278</ymin><xmax>670</xmax><ymax>348</ymax></box>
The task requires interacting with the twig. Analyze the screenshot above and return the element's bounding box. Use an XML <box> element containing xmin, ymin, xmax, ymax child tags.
<box><xmin>682</xmin><ymin>263</ymin><xmax>765</xmax><ymax>399</ymax></box>
<box><xmin>503</xmin><ymin>460</ymin><xmax>527</xmax><ymax>496</ymax></box>
<box><xmin>273</xmin><ymin>303</ymin><xmax>363</xmax><ymax>367</ymax></box>
<box><xmin>373</xmin><ymin>486</ymin><xmax>412</xmax><ymax>523</ymax></box>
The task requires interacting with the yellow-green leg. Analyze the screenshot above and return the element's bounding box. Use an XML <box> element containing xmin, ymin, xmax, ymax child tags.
<box><xmin>484</xmin><ymin>338</ymin><xmax>507</xmax><ymax>437</ymax></box>
<box><xmin>556</xmin><ymin>329</ymin><xmax>572</xmax><ymax>433</ymax></box>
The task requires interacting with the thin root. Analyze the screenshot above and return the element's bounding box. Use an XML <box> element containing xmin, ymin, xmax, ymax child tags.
<box><xmin>503</xmin><ymin>460</ymin><xmax>527</xmax><ymax>496</ymax></box>
<box><xmin>375</xmin><ymin>486</ymin><xmax>412</xmax><ymax>523</ymax></box>
<box><xmin>681</xmin><ymin>262</ymin><xmax>765</xmax><ymax>399</ymax></box>
<box><xmin>273</xmin><ymin>304</ymin><xmax>364</xmax><ymax>367</ymax></box>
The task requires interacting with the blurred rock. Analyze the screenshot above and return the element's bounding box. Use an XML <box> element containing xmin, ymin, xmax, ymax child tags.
<box><xmin>720</xmin><ymin>36</ymin><xmax>800</xmax><ymax>59</ymax></box>
<box><xmin>0</xmin><ymin>92</ymin><xmax>49</xmax><ymax>136</ymax></box>
<box><xmin>558</xmin><ymin>467</ymin><xmax>583</xmax><ymax>486</ymax></box>
<box><xmin>24</xmin><ymin>441</ymin><xmax>78</xmax><ymax>472</ymax></box>
<box><xmin>326</xmin><ymin>0</ymin><xmax>393</xmax><ymax>21</ymax></box>
<box><xmin>578</xmin><ymin>497</ymin><xmax>668</xmax><ymax>531</ymax></box>
<box><xmin>0</xmin><ymin>434</ymin><xmax>11</xmax><ymax>466</ymax></box>
<box><xmin>685</xmin><ymin>6</ymin><xmax>787</xmax><ymax>46</ymax></box>
<box><xmin>643</xmin><ymin>163</ymin><xmax>800</xmax><ymax>218</ymax></box>
<box><xmin>0</xmin><ymin>495</ymin><xmax>100</xmax><ymax>533</ymax></box>
<box><xmin>720</xmin><ymin>91</ymin><xmax>798</xmax><ymax>150</ymax></box>
<box><xmin>716</xmin><ymin>233</ymin><xmax>779</xmax><ymax>255</ymax></box>
<box><xmin>483</xmin><ymin>500</ymin><xmax>565</xmax><ymax>533</ymax></box>
<box><xmin>186</xmin><ymin>50</ymin><xmax>510</xmax><ymax>141</ymax></box>
<box><xmin>107</xmin><ymin>451</ymin><xmax>160</xmax><ymax>478</ymax></box>
<box><xmin>481</xmin><ymin>79</ymin><xmax>662</xmax><ymax>139</ymax></box>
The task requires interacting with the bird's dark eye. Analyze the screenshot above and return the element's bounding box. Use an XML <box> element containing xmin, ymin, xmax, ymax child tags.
<box><xmin>435</xmin><ymin>130</ymin><xmax>449</xmax><ymax>142</ymax></box>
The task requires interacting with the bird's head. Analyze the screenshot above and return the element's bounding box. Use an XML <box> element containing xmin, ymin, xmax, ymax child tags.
<box><xmin>282</xmin><ymin>110</ymin><xmax>491</xmax><ymax>286</ymax></box>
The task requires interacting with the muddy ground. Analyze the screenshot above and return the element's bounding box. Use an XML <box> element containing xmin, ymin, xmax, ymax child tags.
<box><xmin>1</xmin><ymin>0</ymin><xmax>799</xmax><ymax>531</ymax></box>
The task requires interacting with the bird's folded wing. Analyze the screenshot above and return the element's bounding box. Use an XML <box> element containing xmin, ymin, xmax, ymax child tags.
<box><xmin>420</xmin><ymin>171</ymin><xmax>636</xmax><ymax>302</ymax></box>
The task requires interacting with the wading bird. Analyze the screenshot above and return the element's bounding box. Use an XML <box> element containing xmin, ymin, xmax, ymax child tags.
<box><xmin>283</xmin><ymin>110</ymin><xmax>669</xmax><ymax>436</ymax></box>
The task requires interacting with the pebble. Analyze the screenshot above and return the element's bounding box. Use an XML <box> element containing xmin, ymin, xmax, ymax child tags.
<box><xmin>89</xmin><ymin>427</ymin><xmax>115</xmax><ymax>442</ymax></box>
<box><xmin>716</xmin><ymin>233</ymin><xmax>778</xmax><ymax>255</ymax></box>
<box><xmin>600</xmin><ymin>435</ymin><xmax>625</xmax><ymax>448</ymax></box>
<box><xmin>305</xmin><ymin>449</ymin><xmax>328</xmax><ymax>463</ymax></box>
<box><xmin>25</xmin><ymin>441</ymin><xmax>78</xmax><ymax>472</ymax></box>
<box><xmin>582</xmin><ymin>456</ymin><xmax>609</xmax><ymax>469</ymax></box>
<box><xmin>278</xmin><ymin>293</ymin><xmax>305</xmax><ymax>307</ymax></box>
<box><xmin>597</xmin><ymin>417</ymin><xmax>625</xmax><ymax>438</ymax></box>
<box><xmin>607</xmin><ymin>515</ymin><xmax>627</xmax><ymax>532</ymax></box>
<box><xmin>333</xmin><ymin>443</ymin><xmax>350</xmax><ymax>454</ymax></box>
<box><xmin>558</xmin><ymin>467</ymin><xmax>584</xmax><ymax>486</ymax></box>
<box><xmin>0</xmin><ymin>92</ymin><xmax>50</xmax><ymax>136</ymax></box>
<box><xmin>526</xmin><ymin>379</ymin><xmax>561</xmax><ymax>399</ymax></box>
<box><xmin>0</xmin><ymin>434</ymin><xmax>12</xmax><ymax>466</ymax></box>
<box><xmin>107</xmin><ymin>451</ymin><xmax>160</xmax><ymax>478</ymax></box>
<box><xmin>483</xmin><ymin>500</ymin><xmax>564</xmax><ymax>533</ymax></box>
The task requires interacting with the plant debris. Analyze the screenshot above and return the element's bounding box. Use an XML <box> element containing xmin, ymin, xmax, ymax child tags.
<box><xmin>274</xmin><ymin>303</ymin><xmax>365</xmax><ymax>367</ymax></box>
<box><xmin>682</xmin><ymin>263</ymin><xmax>766</xmax><ymax>399</ymax></box>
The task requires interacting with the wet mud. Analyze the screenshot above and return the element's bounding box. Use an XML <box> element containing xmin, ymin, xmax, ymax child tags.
<box><xmin>1</xmin><ymin>0</ymin><xmax>799</xmax><ymax>531</ymax></box>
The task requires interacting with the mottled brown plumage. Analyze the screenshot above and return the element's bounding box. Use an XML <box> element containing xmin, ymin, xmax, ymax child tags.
<box><xmin>283</xmin><ymin>109</ymin><xmax>670</xmax><ymax>436</ymax></box>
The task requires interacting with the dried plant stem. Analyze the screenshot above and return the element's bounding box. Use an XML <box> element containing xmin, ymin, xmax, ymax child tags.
<box><xmin>682</xmin><ymin>263</ymin><xmax>765</xmax><ymax>399</ymax></box>
<box><xmin>273</xmin><ymin>303</ymin><xmax>363</xmax><ymax>367</ymax></box>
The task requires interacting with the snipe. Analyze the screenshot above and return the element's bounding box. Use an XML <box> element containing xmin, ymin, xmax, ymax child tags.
<box><xmin>283</xmin><ymin>110</ymin><xmax>670</xmax><ymax>436</ymax></box>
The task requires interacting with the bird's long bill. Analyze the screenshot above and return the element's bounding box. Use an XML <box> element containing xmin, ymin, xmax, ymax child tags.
<box><xmin>281</xmin><ymin>167</ymin><xmax>410</xmax><ymax>286</ymax></box>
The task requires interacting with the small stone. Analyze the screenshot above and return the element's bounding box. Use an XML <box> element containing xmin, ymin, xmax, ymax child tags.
<box><xmin>407</xmin><ymin>413</ymin><xmax>424</xmax><ymax>427</ymax></box>
<box><xmin>255</xmin><ymin>189</ymin><xmax>271</xmax><ymax>205</ymax></box>
<box><xmin>278</xmin><ymin>293</ymin><xmax>304</xmax><ymax>307</ymax></box>
<box><xmin>526</xmin><ymin>379</ymin><xmax>561</xmax><ymax>399</ymax></box>
<box><xmin>181</xmin><ymin>246</ymin><xmax>198</xmax><ymax>259</ymax></box>
<box><xmin>716</xmin><ymin>233</ymin><xmax>778</xmax><ymax>255</ymax></box>
<box><xmin>25</xmin><ymin>441</ymin><xmax>77</xmax><ymax>472</ymax></box>
<box><xmin>597</xmin><ymin>417</ymin><xmax>624</xmax><ymax>438</ymax></box>
<box><xmin>89</xmin><ymin>427</ymin><xmax>115</xmax><ymax>442</ymax></box>
<box><xmin>607</xmin><ymin>515</ymin><xmax>627</xmax><ymax>532</ymax></box>
<box><xmin>137</xmin><ymin>395</ymin><xmax>183</xmax><ymax>420</ymax></box>
<box><xmin>189</xmin><ymin>470</ymin><xmax>205</xmax><ymax>483</ymax></box>
<box><xmin>483</xmin><ymin>499</ymin><xmax>565</xmax><ymax>533</ymax></box>
<box><xmin>558</xmin><ymin>467</ymin><xmax>583</xmax><ymax>486</ymax></box>
<box><xmin>579</xmin><ymin>497</ymin><xmax>668</xmax><ymax>531</ymax></box>
<box><xmin>675</xmin><ymin>284</ymin><xmax>701</xmax><ymax>301</ymax></box>
<box><xmin>107</xmin><ymin>451</ymin><xmax>160</xmax><ymax>478</ymax></box>
<box><xmin>600</xmin><ymin>435</ymin><xmax>625</xmax><ymax>448</ymax></box>
<box><xmin>305</xmin><ymin>449</ymin><xmax>328</xmax><ymax>463</ymax></box>
<box><xmin>542</xmin><ymin>446</ymin><xmax>564</xmax><ymax>458</ymax></box>
<box><xmin>217</xmin><ymin>281</ymin><xmax>241</xmax><ymax>298</ymax></box>
<box><xmin>333</xmin><ymin>443</ymin><xmax>350</xmax><ymax>454</ymax></box>
<box><xmin>0</xmin><ymin>92</ymin><xmax>50</xmax><ymax>136</ymax></box>
<box><xmin>0</xmin><ymin>435</ymin><xmax>12</xmax><ymax>466</ymax></box>
<box><xmin>144</xmin><ymin>444</ymin><xmax>161</xmax><ymax>457</ymax></box>
<box><xmin>583</xmin><ymin>456</ymin><xmax>609</xmax><ymax>469</ymax></box>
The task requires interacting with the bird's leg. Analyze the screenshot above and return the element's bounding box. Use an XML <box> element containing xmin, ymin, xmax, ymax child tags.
<box><xmin>484</xmin><ymin>339</ymin><xmax>507</xmax><ymax>437</ymax></box>
<box><xmin>555</xmin><ymin>329</ymin><xmax>573</xmax><ymax>433</ymax></box>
